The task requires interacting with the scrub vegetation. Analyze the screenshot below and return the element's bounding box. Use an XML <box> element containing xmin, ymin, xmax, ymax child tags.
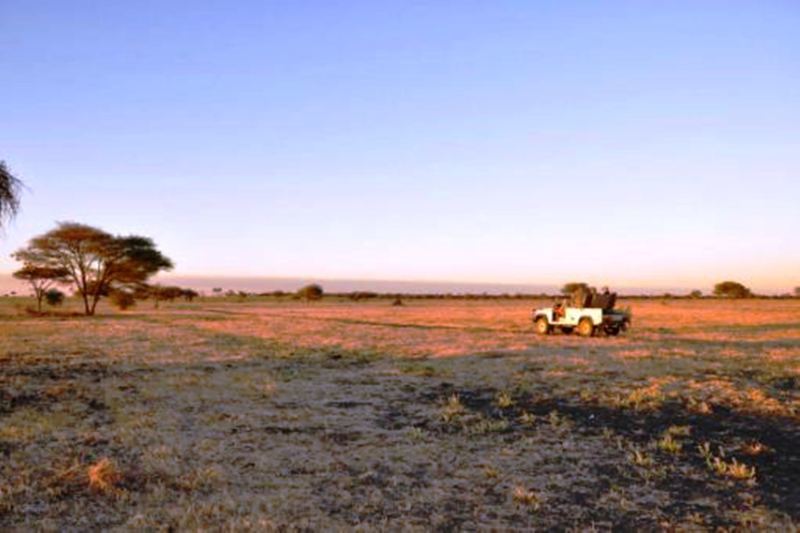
<box><xmin>1</xmin><ymin>297</ymin><xmax>798</xmax><ymax>529</ymax></box>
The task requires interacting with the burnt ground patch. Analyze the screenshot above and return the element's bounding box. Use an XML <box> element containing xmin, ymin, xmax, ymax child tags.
<box><xmin>421</xmin><ymin>382</ymin><xmax>800</xmax><ymax>523</ymax></box>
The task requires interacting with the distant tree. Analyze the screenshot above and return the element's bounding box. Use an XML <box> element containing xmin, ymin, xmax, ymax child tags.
<box><xmin>12</xmin><ymin>264</ymin><xmax>71</xmax><ymax>312</ymax></box>
<box><xmin>794</xmin><ymin>287</ymin><xmax>800</xmax><ymax>297</ymax></box>
<box><xmin>136</xmin><ymin>284</ymin><xmax>187</xmax><ymax>308</ymax></box>
<box><xmin>44</xmin><ymin>289</ymin><xmax>65</xmax><ymax>307</ymax></box>
<box><xmin>561</xmin><ymin>282</ymin><xmax>589</xmax><ymax>295</ymax></box>
<box><xmin>13</xmin><ymin>222</ymin><xmax>173</xmax><ymax>315</ymax></box>
<box><xmin>297</xmin><ymin>283</ymin><xmax>324</xmax><ymax>301</ymax></box>
<box><xmin>689</xmin><ymin>290</ymin><xmax>703</xmax><ymax>299</ymax></box>
<box><xmin>182</xmin><ymin>289</ymin><xmax>199</xmax><ymax>302</ymax></box>
<box><xmin>713</xmin><ymin>281</ymin><xmax>753</xmax><ymax>299</ymax></box>
<box><xmin>0</xmin><ymin>161</ymin><xmax>22</xmax><ymax>227</ymax></box>
<box><xmin>212</xmin><ymin>287</ymin><xmax>223</xmax><ymax>295</ymax></box>
<box><xmin>110</xmin><ymin>290</ymin><xmax>136</xmax><ymax>310</ymax></box>
<box><xmin>160</xmin><ymin>286</ymin><xmax>185</xmax><ymax>302</ymax></box>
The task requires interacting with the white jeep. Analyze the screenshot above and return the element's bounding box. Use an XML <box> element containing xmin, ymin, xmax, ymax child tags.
<box><xmin>532</xmin><ymin>291</ymin><xmax>630</xmax><ymax>337</ymax></box>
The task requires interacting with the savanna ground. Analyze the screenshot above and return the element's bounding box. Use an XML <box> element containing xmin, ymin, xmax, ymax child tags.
<box><xmin>1</xmin><ymin>296</ymin><xmax>799</xmax><ymax>530</ymax></box>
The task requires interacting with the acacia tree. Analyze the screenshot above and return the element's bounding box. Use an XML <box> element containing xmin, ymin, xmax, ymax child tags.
<box><xmin>13</xmin><ymin>222</ymin><xmax>173</xmax><ymax>315</ymax></box>
<box><xmin>0</xmin><ymin>161</ymin><xmax>22</xmax><ymax>227</ymax></box>
<box><xmin>12</xmin><ymin>264</ymin><xmax>70</xmax><ymax>312</ymax></box>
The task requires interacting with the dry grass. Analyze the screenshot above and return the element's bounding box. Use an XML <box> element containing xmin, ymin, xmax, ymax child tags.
<box><xmin>0</xmin><ymin>297</ymin><xmax>798</xmax><ymax>529</ymax></box>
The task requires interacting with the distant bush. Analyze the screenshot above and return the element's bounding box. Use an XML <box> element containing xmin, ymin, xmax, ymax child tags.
<box><xmin>110</xmin><ymin>291</ymin><xmax>136</xmax><ymax>310</ymax></box>
<box><xmin>349</xmin><ymin>291</ymin><xmax>378</xmax><ymax>301</ymax></box>
<box><xmin>270</xmin><ymin>290</ymin><xmax>286</xmax><ymax>297</ymax></box>
<box><xmin>689</xmin><ymin>290</ymin><xmax>703</xmax><ymax>299</ymax></box>
<box><xmin>297</xmin><ymin>284</ymin><xmax>324</xmax><ymax>301</ymax></box>
<box><xmin>136</xmin><ymin>285</ymin><xmax>197</xmax><ymax>307</ymax></box>
<box><xmin>561</xmin><ymin>282</ymin><xmax>589</xmax><ymax>295</ymax></box>
<box><xmin>713</xmin><ymin>281</ymin><xmax>752</xmax><ymax>299</ymax></box>
<box><xmin>795</xmin><ymin>287</ymin><xmax>800</xmax><ymax>298</ymax></box>
<box><xmin>44</xmin><ymin>289</ymin><xmax>65</xmax><ymax>307</ymax></box>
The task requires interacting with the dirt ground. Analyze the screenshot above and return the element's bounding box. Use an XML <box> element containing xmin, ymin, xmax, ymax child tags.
<box><xmin>1</xmin><ymin>297</ymin><xmax>799</xmax><ymax>530</ymax></box>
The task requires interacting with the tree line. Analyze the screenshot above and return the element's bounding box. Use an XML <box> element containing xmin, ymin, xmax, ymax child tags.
<box><xmin>559</xmin><ymin>281</ymin><xmax>763</xmax><ymax>299</ymax></box>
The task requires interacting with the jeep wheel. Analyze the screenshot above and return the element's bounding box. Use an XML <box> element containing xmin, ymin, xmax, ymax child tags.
<box><xmin>577</xmin><ymin>317</ymin><xmax>594</xmax><ymax>337</ymax></box>
<box><xmin>534</xmin><ymin>317</ymin><xmax>550</xmax><ymax>335</ymax></box>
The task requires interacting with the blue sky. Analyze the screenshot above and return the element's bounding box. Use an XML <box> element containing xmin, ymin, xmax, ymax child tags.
<box><xmin>1</xmin><ymin>1</ymin><xmax>798</xmax><ymax>293</ymax></box>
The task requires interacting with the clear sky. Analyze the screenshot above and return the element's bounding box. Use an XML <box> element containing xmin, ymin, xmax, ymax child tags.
<box><xmin>1</xmin><ymin>1</ymin><xmax>798</xmax><ymax>293</ymax></box>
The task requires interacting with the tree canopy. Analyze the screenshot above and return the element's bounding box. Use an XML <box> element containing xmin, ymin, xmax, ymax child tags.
<box><xmin>13</xmin><ymin>222</ymin><xmax>173</xmax><ymax>315</ymax></box>
<box><xmin>0</xmin><ymin>161</ymin><xmax>22</xmax><ymax>227</ymax></box>
<box><xmin>713</xmin><ymin>281</ymin><xmax>753</xmax><ymax>299</ymax></box>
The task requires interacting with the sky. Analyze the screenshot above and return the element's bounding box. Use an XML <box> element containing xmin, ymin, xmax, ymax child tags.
<box><xmin>1</xmin><ymin>1</ymin><xmax>798</xmax><ymax>294</ymax></box>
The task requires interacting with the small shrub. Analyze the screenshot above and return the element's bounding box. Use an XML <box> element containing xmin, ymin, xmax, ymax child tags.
<box><xmin>495</xmin><ymin>391</ymin><xmax>514</xmax><ymax>409</ymax></box>
<box><xmin>45</xmin><ymin>289</ymin><xmax>65</xmax><ymax>307</ymax></box>
<box><xmin>519</xmin><ymin>411</ymin><xmax>537</xmax><ymax>426</ymax></box>
<box><xmin>110</xmin><ymin>291</ymin><xmax>136</xmax><ymax>311</ymax></box>
<box><xmin>87</xmin><ymin>457</ymin><xmax>123</xmax><ymax>494</ymax></box>
<box><xmin>512</xmin><ymin>486</ymin><xmax>541</xmax><ymax>509</ymax></box>
<box><xmin>441</xmin><ymin>394</ymin><xmax>464</xmax><ymax>422</ymax></box>
<box><xmin>698</xmin><ymin>442</ymin><xmax>756</xmax><ymax>482</ymax></box>
<box><xmin>657</xmin><ymin>434</ymin><xmax>682</xmax><ymax>454</ymax></box>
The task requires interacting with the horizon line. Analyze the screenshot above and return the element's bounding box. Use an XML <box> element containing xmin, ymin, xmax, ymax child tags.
<box><xmin>0</xmin><ymin>272</ymin><xmax>792</xmax><ymax>296</ymax></box>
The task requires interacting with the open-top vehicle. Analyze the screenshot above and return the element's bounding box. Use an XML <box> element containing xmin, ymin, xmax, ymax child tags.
<box><xmin>533</xmin><ymin>290</ymin><xmax>630</xmax><ymax>337</ymax></box>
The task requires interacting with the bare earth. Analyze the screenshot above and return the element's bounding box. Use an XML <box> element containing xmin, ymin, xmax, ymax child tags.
<box><xmin>1</xmin><ymin>297</ymin><xmax>799</xmax><ymax>530</ymax></box>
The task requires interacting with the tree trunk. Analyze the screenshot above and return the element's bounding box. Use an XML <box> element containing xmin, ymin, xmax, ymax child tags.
<box><xmin>89</xmin><ymin>294</ymin><xmax>100</xmax><ymax>316</ymax></box>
